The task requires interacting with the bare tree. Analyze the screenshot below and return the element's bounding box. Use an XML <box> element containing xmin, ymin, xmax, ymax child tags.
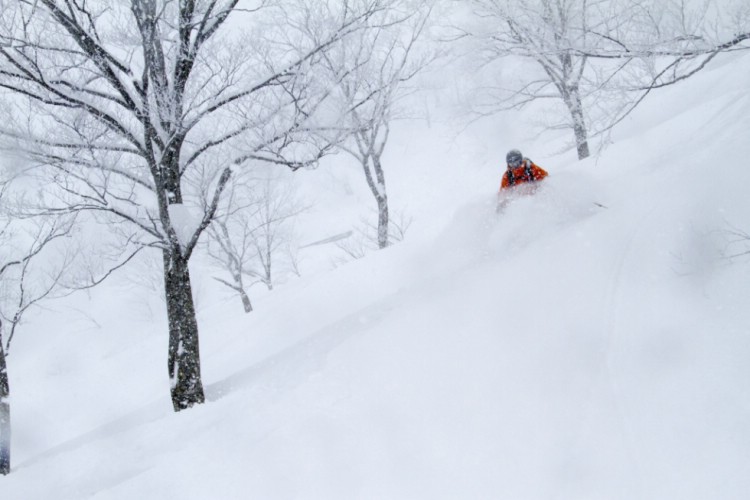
<box><xmin>0</xmin><ymin>204</ymin><xmax>74</xmax><ymax>476</ymax></box>
<box><xmin>459</xmin><ymin>0</ymin><xmax>749</xmax><ymax>159</ymax></box>
<box><xmin>205</xmin><ymin>167</ymin><xmax>305</xmax><ymax>313</ymax></box>
<box><xmin>0</xmin><ymin>0</ymin><xmax>394</xmax><ymax>411</ymax></box>
<box><xmin>319</xmin><ymin>0</ymin><xmax>434</xmax><ymax>249</ymax></box>
<box><xmin>571</xmin><ymin>0</ymin><xmax>750</xmax><ymax>138</ymax></box>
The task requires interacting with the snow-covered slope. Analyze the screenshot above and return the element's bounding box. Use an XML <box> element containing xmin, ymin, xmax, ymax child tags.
<box><xmin>3</xmin><ymin>52</ymin><xmax>750</xmax><ymax>500</ymax></box>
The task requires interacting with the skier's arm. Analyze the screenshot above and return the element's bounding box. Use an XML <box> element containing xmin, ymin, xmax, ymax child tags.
<box><xmin>530</xmin><ymin>164</ymin><xmax>549</xmax><ymax>181</ymax></box>
<box><xmin>499</xmin><ymin>172</ymin><xmax>511</xmax><ymax>191</ymax></box>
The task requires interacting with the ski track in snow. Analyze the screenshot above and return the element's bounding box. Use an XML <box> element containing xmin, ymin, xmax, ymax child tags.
<box><xmin>594</xmin><ymin>198</ymin><xmax>664</xmax><ymax>499</ymax></box>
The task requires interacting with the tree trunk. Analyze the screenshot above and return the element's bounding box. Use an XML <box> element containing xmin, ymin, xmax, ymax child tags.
<box><xmin>230</xmin><ymin>272</ymin><xmax>253</xmax><ymax>313</ymax></box>
<box><xmin>0</xmin><ymin>324</ymin><xmax>10</xmax><ymax>475</ymax></box>
<box><xmin>164</xmin><ymin>250</ymin><xmax>205</xmax><ymax>412</ymax></box>
<box><xmin>568</xmin><ymin>88</ymin><xmax>590</xmax><ymax>160</ymax></box>
<box><xmin>371</xmin><ymin>155</ymin><xmax>390</xmax><ymax>249</ymax></box>
<box><xmin>376</xmin><ymin>194</ymin><xmax>389</xmax><ymax>249</ymax></box>
<box><xmin>240</xmin><ymin>288</ymin><xmax>253</xmax><ymax>313</ymax></box>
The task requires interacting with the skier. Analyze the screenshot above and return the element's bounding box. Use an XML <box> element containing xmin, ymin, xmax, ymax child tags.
<box><xmin>496</xmin><ymin>149</ymin><xmax>549</xmax><ymax>212</ymax></box>
<box><xmin>499</xmin><ymin>149</ymin><xmax>548</xmax><ymax>192</ymax></box>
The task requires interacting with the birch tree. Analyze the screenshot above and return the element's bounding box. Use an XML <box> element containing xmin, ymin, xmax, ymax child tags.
<box><xmin>0</xmin><ymin>0</ymin><xmax>392</xmax><ymax>411</ymax></box>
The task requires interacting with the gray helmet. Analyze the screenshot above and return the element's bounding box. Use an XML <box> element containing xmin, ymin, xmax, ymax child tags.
<box><xmin>506</xmin><ymin>149</ymin><xmax>523</xmax><ymax>168</ymax></box>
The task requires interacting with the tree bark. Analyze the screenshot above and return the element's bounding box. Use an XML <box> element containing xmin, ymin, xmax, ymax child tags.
<box><xmin>376</xmin><ymin>194</ymin><xmax>389</xmax><ymax>249</ymax></box>
<box><xmin>565</xmin><ymin>88</ymin><xmax>590</xmax><ymax>160</ymax></box>
<box><xmin>164</xmin><ymin>250</ymin><xmax>205</xmax><ymax>412</ymax></box>
<box><xmin>240</xmin><ymin>288</ymin><xmax>253</xmax><ymax>313</ymax></box>
<box><xmin>370</xmin><ymin>154</ymin><xmax>390</xmax><ymax>249</ymax></box>
<box><xmin>0</xmin><ymin>323</ymin><xmax>10</xmax><ymax>475</ymax></box>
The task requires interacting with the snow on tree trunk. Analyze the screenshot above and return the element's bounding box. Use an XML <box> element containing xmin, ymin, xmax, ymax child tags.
<box><xmin>374</xmin><ymin>154</ymin><xmax>390</xmax><ymax>249</ymax></box>
<box><xmin>231</xmin><ymin>273</ymin><xmax>253</xmax><ymax>313</ymax></box>
<box><xmin>0</xmin><ymin>324</ymin><xmax>9</xmax><ymax>475</ymax></box>
<box><xmin>164</xmin><ymin>250</ymin><xmax>205</xmax><ymax>412</ymax></box>
<box><xmin>240</xmin><ymin>288</ymin><xmax>253</xmax><ymax>313</ymax></box>
<box><xmin>230</xmin><ymin>272</ymin><xmax>254</xmax><ymax>313</ymax></box>
<box><xmin>365</xmin><ymin>154</ymin><xmax>390</xmax><ymax>250</ymax></box>
<box><xmin>563</xmin><ymin>86</ymin><xmax>590</xmax><ymax>160</ymax></box>
<box><xmin>377</xmin><ymin>194</ymin><xmax>390</xmax><ymax>250</ymax></box>
<box><xmin>573</xmin><ymin>114</ymin><xmax>590</xmax><ymax>160</ymax></box>
<box><xmin>167</xmin><ymin>204</ymin><xmax>201</xmax><ymax>253</ymax></box>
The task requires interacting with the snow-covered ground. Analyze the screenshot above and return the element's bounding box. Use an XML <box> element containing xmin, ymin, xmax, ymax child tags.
<box><xmin>2</xmin><ymin>49</ymin><xmax>750</xmax><ymax>499</ymax></box>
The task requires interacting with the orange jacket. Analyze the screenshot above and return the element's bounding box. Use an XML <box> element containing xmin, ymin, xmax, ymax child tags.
<box><xmin>499</xmin><ymin>159</ymin><xmax>548</xmax><ymax>191</ymax></box>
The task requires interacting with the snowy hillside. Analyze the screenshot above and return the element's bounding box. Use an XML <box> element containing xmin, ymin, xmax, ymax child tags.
<box><xmin>2</xmin><ymin>51</ymin><xmax>750</xmax><ymax>500</ymax></box>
